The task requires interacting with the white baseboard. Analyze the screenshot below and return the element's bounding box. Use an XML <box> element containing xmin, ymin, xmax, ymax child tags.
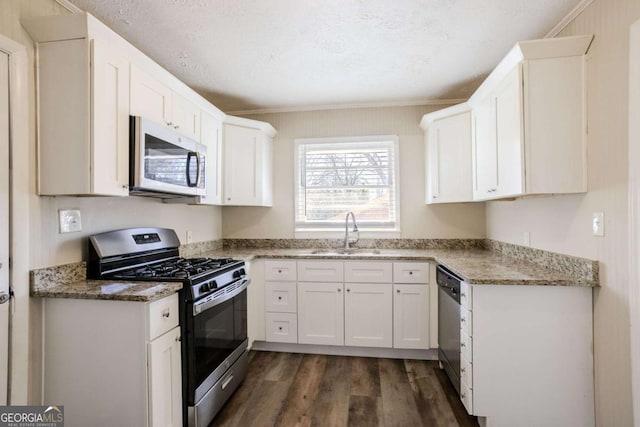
<box><xmin>250</xmin><ymin>341</ymin><xmax>438</xmax><ymax>360</ymax></box>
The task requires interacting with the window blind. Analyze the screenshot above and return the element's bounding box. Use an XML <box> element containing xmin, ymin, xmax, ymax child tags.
<box><xmin>294</xmin><ymin>136</ymin><xmax>399</xmax><ymax>231</ymax></box>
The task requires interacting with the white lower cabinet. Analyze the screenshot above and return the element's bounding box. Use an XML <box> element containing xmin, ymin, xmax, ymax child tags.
<box><xmin>344</xmin><ymin>283</ymin><xmax>392</xmax><ymax>347</ymax></box>
<box><xmin>464</xmin><ymin>284</ymin><xmax>594</xmax><ymax>427</ymax></box>
<box><xmin>297</xmin><ymin>282</ymin><xmax>345</xmax><ymax>346</ymax></box>
<box><xmin>42</xmin><ymin>294</ymin><xmax>182</xmax><ymax>427</ymax></box>
<box><xmin>393</xmin><ymin>284</ymin><xmax>429</xmax><ymax>349</ymax></box>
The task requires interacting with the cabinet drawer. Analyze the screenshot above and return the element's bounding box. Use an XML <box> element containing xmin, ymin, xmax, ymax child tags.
<box><xmin>264</xmin><ymin>260</ymin><xmax>297</xmax><ymax>281</ymax></box>
<box><xmin>393</xmin><ymin>262</ymin><xmax>429</xmax><ymax>283</ymax></box>
<box><xmin>298</xmin><ymin>261</ymin><xmax>343</xmax><ymax>282</ymax></box>
<box><xmin>265</xmin><ymin>282</ymin><xmax>297</xmax><ymax>313</ymax></box>
<box><xmin>147</xmin><ymin>293</ymin><xmax>179</xmax><ymax>340</ymax></box>
<box><xmin>461</xmin><ymin>354</ymin><xmax>473</xmax><ymax>389</ymax></box>
<box><xmin>461</xmin><ymin>379</ymin><xmax>473</xmax><ymax>415</ymax></box>
<box><xmin>345</xmin><ymin>261</ymin><xmax>392</xmax><ymax>283</ymax></box>
<box><xmin>461</xmin><ymin>330</ymin><xmax>472</xmax><ymax>361</ymax></box>
<box><xmin>461</xmin><ymin>306</ymin><xmax>472</xmax><ymax>337</ymax></box>
<box><xmin>265</xmin><ymin>313</ymin><xmax>298</xmax><ymax>343</ymax></box>
<box><xmin>460</xmin><ymin>281</ymin><xmax>472</xmax><ymax>309</ymax></box>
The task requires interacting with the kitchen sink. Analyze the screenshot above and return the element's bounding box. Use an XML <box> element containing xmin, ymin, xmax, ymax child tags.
<box><xmin>308</xmin><ymin>248</ymin><xmax>381</xmax><ymax>255</ymax></box>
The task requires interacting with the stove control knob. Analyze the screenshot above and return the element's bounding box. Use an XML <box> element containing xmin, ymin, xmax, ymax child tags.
<box><xmin>199</xmin><ymin>283</ymin><xmax>210</xmax><ymax>294</ymax></box>
<box><xmin>233</xmin><ymin>268</ymin><xmax>246</xmax><ymax>279</ymax></box>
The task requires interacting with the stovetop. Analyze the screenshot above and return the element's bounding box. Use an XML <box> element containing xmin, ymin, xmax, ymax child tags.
<box><xmin>87</xmin><ymin>228</ymin><xmax>247</xmax><ymax>302</ymax></box>
<box><xmin>113</xmin><ymin>257</ymin><xmax>238</xmax><ymax>281</ymax></box>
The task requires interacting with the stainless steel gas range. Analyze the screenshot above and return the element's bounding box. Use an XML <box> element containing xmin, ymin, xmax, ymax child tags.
<box><xmin>87</xmin><ymin>227</ymin><xmax>249</xmax><ymax>427</ymax></box>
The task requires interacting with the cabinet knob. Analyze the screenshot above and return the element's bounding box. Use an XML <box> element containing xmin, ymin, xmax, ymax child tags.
<box><xmin>227</xmin><ymin>197</ymin><xmax>231</xmax><ymax>201</ymax></box>
<box><xmin>433</xmin><ymin>195</ymin><xmax>438</xmax><ymax>199</ymax></box>
<box><xmin>461</xmin><ymin>317</ymin><xmax>466</xmax><ymax>323</ymax></box>
<box><xmin>166</xmin><ymin>121</ymin><xmax>173</xmax><ymax>126</ymax></box>
<box><xmin>278</xmin><ymin>296</ymin><xmax>282</xmax><ymax>300</ymax></box>
<box><xmin>461</xmin><ymin>292</ymin><xmax>466</xmax><ymax>298</ymax></box>
<box><xmin>461</xmin><ymin>392</ymin><xmax>466</xmax><ymax>399</ymax></box>
<box><xmin>175</xmin><ymin>336</ymin><xmax>181</xmax><ymax>342</ymax></box>
<box><xmin>397</xmin><ymin>290</ymin><xmax>401</xmax><ymax>294</ymax></box>
<box><xmin>0</xmin><ymin>262</ymin><xmax>3</xmax><ymax>270</ymax></box>
<box><xmin>337</xmin><ymin>288</ymin><xmax>342</xmax><ymax>292</ymax></box>
<box><xmin>162</xmin><ymin>311</ymin><xmax>171</xmax><ymax>318</ymax></box>
<box><xmin>461</xmin><ymin>367</ymin><xmax>466</xmax><ymax>373</ymax></box>
<box><xmin>346</xmin><ymin>288</ymin><xmax>350</xmax><ymax>292</ymax></box>
<box><xmin>278</xmin><ymin>269</ymin><xmax>282</xmax><ymax>273</ymax></box>
<box><xmin>461</xmin><ymin>342</ymin><xmax>466</xmax><ymax>348</ymax></box>
<box><xmin>174</xmin><ymin>125</ymin><xmax>180</xmax><ymax>129</ymax></box>
<box><xmin>122</xmin><ymin>184</ymin><xmax>129</xmax><ymax>189</ymax></box>
<box><xmin>409</xmin><ymin>271</ymin><xmax>413</xmax><ymax>275</ymax></box>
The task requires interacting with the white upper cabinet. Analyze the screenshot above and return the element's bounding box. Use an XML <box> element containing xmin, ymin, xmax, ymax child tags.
<box><xmin>421</xmin><ymin>104</ymin><xmax>473</xmax><ymax>204</ymax></box>
<box><xmin>222</xmin><ymin>116</ymin><xmax>276</xmax><ymax>206</ymax></box>
<box><xmin>197</xmin><ymin>111</ymin><xmax>223</xmax><ymax>205</ymax></box>
<box><xmin>130</xmin><ymin>66</ymin><xmax>201</xmax><ymax>141</ymax></box>
<box><xmin>25</xmin><ymin>29</ymin><xmax>130</xmax><ymax>196</ymax></box>
<box><xmin>468</xmin><ymin>35</ymin><xmax>592</xmax><ymax>201</ymax></box>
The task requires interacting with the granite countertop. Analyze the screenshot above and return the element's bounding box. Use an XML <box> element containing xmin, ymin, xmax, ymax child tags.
<box><xmin>30</xmin><ymin>262</ymin><xmax>183</xmax><ymax>302</ymax></box>
<box><xmin>196</xmin><ymin>247</ymin><xmax>598</xmax><ymax>287</ymax></box>
<box><xmin>30</xmin><ymin>240</ymin><xmax>598</xmax><ymax>302</ymax></box>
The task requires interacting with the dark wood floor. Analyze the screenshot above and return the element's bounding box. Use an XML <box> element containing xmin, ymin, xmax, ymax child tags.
<box><xmin>211</xmin><ymin>351</ymin><xmax>479</xmax><ymax>427</ymax></box>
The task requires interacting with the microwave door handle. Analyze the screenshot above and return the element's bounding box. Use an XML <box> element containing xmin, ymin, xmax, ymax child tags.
<box><xmin>195</xmin><ymin>152</ymin><xmax>201</xmax><ymax>187</ymax></box>
<box><xmin>186</xmin><ymin>152</ymin><xmax>197</xmax><ymax>187</ymax></box>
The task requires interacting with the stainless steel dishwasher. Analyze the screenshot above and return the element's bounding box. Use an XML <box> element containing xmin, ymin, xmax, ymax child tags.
<box><xmin>437</xmin><ymin>264</ymin><xmax>462</xmax><ymax>395</ymax></box>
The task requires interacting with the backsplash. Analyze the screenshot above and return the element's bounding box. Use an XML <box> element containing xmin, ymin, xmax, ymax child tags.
<box><xmin>222</xmin><ymin>238</ymin><xmax>487</xmax><ymax>250</ymax></box>
<box><xmin>179</xmin><ymin>239</ymin><xmax>224</xmax><ymax>258</ymax></box>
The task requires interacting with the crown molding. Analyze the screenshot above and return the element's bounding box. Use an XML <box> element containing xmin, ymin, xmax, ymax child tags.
<box><xmin>55</xmin><ymin>0</ymin><xmax>83</xmax><ymax>14</ymax></box>
<box><xmin>226</xmin><ymin>98</ymin><xmax>467</xmax><ymax>116</ymax></box>
<box><xmin>545</xmin><ymin>0</ymin><xmax>594</xmax><ymax>38</ymax></box>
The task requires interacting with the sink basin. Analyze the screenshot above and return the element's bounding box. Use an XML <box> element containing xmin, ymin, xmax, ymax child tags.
<box><xmin>309</xmin><ymin>248</ymin><xmax>381</xmax><ymax>255</ymax></box>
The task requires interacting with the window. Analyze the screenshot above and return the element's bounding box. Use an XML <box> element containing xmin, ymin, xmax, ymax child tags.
<box><xmin>294</xmin><ymin>135</ymin><xmax>400</xmax><ymax>235</ymax></box>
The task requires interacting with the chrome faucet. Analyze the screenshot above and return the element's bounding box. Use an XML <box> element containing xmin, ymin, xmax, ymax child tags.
<box><xmin>344</xmin><ymin>212</ymin><xmax>359</xmax><ymax>248</ymax></box>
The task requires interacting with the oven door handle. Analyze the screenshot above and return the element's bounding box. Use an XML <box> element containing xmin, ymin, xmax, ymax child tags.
<box><xmin>193</xmin><ymin>278</ymin><xmax>250</xmax><ymax>316</ymax></box>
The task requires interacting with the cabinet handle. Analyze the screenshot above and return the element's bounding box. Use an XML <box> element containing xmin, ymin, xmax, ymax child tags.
<box><xmin>461</xmin><ymin>342</ymin><xmax>466</xmax><ymax>348</ymax></box>
<box><xmin>461</xmin><ymin>392</ymin><xmax>466</xmax><ymax>399</ymax></box>
<box><xmin>162</xmin><ymin>311</ymin><xmax>170</xmax><ymax>318</ymax></box>
<box><xmin>175</xmin><ymin>336</ymin><xmax>181</xmax><ymax>342</ymax></box>
<box><xmin>122</xmin><ymin>184</ymin><xmax>129</xmax><ymax>190</ymax></box>
<box><xmin>461</xmin><ymin>367</ymin><xmax>466</xmax><ymax>373</ymax></box>
<box><xmin>174</xmin><ymin>125</ymin><xmax>180</xmax><ymax>129</ymax></box>
<box><xmin>461</xmin><ymin>317</ymin><xmax>466</xmax><ymax>323</ymax></box>
<box><xmin>166</xmin><ymin>121</ymin><xmax>173</xmax><ymax>126</ymax></box>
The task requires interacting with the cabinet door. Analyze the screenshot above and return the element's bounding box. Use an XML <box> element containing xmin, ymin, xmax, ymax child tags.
<box><xmin>393</xmin><ymin>284</ymin><xmax>429</xmax><ymax>349</ymax></box>
<box><xmin>172</xmin><ymin>92</ymin><xmax>201</xmax><ymax>141</ymax></box>
<box><xmin>130</xmin><ymin>65</ymin><xmax>172</xmax><ymax>126</ymax></box>
<box><xmin>148</xmin><ymin>326</ymin><xmax>182</xmax><ymax>427</ymax></box>
<box><xmin>223</xmin><ymin>124</ymin><xmax>259</xmax><ymax>205</ymax></box>
<box><xmin>199</xmin><ymin>111</ymin><xmax>222</xmax><ymax>205</ymax></box>
<box><xmin>344</xmin><ymin>283</ymin><xmax>392</xmax><ymax>348</ymax></box>
<box><xmin>257</xmin><ymin>133</ymin><xmax>274</xmax><ymax>206</ymax></box>
<box><xmin>494</xmin><ymin>66</ymin><xmax>524</xmax><ymax>198</ymax></box>
<box><xmin>472</xmin><ymin>97</ymin><xmax>498</xmax><ymax>199</ymax></box>
<box><xmin>427</xmin><ymin>112</ymin><xmax>472</xmax><ymax>203</ymax></box>
<box><xmin>90</xmin><ymin>38</ymin><xmax>130</xmax><ymax>196</ymax></box>
<box><xmin>297</xmin><ymin>282</ymin><xmax>344</xmax><ymax>345</ymax></box>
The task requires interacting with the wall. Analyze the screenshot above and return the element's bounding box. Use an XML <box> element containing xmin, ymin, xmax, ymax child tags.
<box><xmin>485</xmin><ymin>0</ymin><xmax>640</xmax><ymax>424</ymax></box>
<box><xmin>0</xmin><ymin>0</ymin><xmax>222</xmax><ymax>403</ymax></box>
<box><xmin>222</xmin><ymin>105</ymin><xmax>486</xmax><ymax>239</ymax></box>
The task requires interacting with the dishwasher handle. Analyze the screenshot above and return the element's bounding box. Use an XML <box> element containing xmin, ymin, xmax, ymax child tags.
<box><xmin>437</xmin><ymin>264</ymin><xmax>462</xmax><ymax>304</ymax></box>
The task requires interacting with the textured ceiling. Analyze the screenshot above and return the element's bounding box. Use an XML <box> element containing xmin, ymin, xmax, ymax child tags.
<box><xmin>69</xmin><ymin>0</ymin><xmax>582</xmax><ymax>113</ymax></box>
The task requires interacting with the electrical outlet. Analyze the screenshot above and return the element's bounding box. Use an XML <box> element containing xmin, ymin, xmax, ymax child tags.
<box><xmin>592</xmin><ymin>212</ymin><xmax>604</xmax><ymax>236</ymax></box>
<box><xmin>59</xmin><ymin>209</ymin><xmax>82</xmax><ymax>233</ymax></box>
<box><xmin>186</xmin><ymin>230</ymin><xmax>193</xmax><ymax>243</ymax></box>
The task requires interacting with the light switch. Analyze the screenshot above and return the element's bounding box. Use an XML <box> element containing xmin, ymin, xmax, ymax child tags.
<box><xmin>592</xmin><ymin>212</ymin><xmax>604</xmax><ymax>236</ymax></box>
<box><xmin>59</xmin><ymin>209</ymin><xmax>82</xmax><ymax>233</ymax></box>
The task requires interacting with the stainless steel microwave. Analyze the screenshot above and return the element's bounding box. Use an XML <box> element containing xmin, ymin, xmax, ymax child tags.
<box><xmin>129</xmin><ymin>116</ymin><xmax>206</xmax><ymax>198</ymax></box>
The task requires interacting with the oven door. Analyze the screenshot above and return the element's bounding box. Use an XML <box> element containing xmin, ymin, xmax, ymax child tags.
<box><xmin>131</xmin><ymin>116</ymin><xmax>206</xmax><ymax>196</ymax></box>
<box><xmin>185</xmin><ymin>279</ymin><xmax>249</xmax><ymax>405</ymax></box>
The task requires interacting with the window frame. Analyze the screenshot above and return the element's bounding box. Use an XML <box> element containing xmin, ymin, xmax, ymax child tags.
<box><xmin>293</xmin><ymin>135</ymin><xmax>401</xmax><ymax>238</ymax></box>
